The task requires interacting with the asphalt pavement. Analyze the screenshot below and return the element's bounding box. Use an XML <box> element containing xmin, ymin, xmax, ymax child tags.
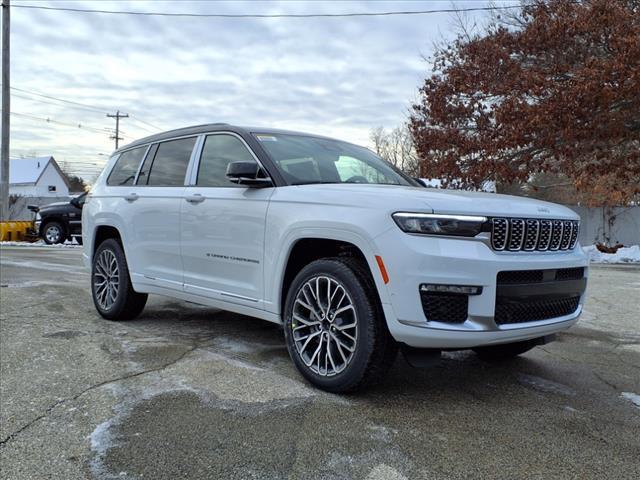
<box><xmin>0</xmin><ymin>245</ymin><xmax>638</xmax><ymax>479</ymax></box>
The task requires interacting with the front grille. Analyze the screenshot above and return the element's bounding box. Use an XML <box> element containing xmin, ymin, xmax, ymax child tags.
<box><xmin>497</xmin><ymin>267</ymin><xmax>585</xmax><ymax>284</ymax></box>
<box><xmin>420</xmin><ymin>293</ymin><xmax>468</xmax><ymax>323</ymax></box>
<box><xmin>491</xmin><ymin>218</ymin><xmax>579</xmax><ymax>252</ymax></box>
<box><xmin>495</xmin><ymin>296</ymin><xmax>580</xmax><ymax>325</ymax></box>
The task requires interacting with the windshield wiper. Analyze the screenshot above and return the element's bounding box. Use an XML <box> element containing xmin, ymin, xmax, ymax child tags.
<box><xmin>290</xmin><ymin>181</ymin><xmax>340</xmax><ymax>186</ymax></box>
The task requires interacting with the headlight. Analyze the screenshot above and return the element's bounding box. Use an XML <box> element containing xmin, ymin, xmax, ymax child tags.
<box><xmin>392</xmin><ymin>213</ymin><xmax>487</xmax><ymax>237</ymax></box>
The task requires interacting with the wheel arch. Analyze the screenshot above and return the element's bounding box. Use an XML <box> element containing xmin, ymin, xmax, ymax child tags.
<box><xmin>92</xmin><ymin>225</ymin><xmax>124</xmax><ymax>259</ymax></box>
<box><xmin>277</xmin><ymin>235</ymin><xmax>389</xmax><ymax>319</ymax></box>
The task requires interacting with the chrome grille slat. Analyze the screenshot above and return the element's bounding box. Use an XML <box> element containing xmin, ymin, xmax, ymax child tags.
<box><xmin>560</xmin><ymin>220</ymin><xmax>572</xmax><ymax>250</ymax></box>
<box><xmin>491</xmin><ymin>217</ymin><xmax>579</xmax><ymax>252</ymax></box>
<box><xmin>549</xmin><ymin>220</ymin><xmax>563</xmax><ymax>250</ymax></box>
<box><xmin>491</xmin><ymin>218</ymin><xmax>508</xmax><ymax>251</ymax></box>
<box><xmin>569</xmin><ymin>220</ymin><xmax>579</xmax><ymax>248</ymax></box>
<box><xmin>523</xmin><ymin>219</ymin><xmax>539</xmax><ymax>251</ymax></box>
<box><xmin>508</xmin><ymin>219</ymin><xmax>525</xmax><ymax>251</ymax></box>
<box><xmin>538</xmin><ymin>220</ymin><xmax>552</xmax><ymax>250</ymax></box>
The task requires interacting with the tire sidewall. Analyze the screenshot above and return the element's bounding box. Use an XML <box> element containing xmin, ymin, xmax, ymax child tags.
<box><xmin>283</xmin><ymin>259</ymin><xmax>377</xmax><ymax>391</ymax></box>
<box><xmin>91</xmin><ymin>239</ymin><xmax>131</xmax><ymax>319</ymax></box>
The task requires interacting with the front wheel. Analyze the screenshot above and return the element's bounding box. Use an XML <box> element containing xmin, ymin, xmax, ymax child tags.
<box><xmin>42</xmin><ymin>221</ymin><xmax>65</xmax><ymax>244</ymax></box>
<box><xmin>92</xmin><ymin>238</ymin><xmax>147</xmax><ymax>320</ymax></box>
<box><xmin>283</xmin><ymin>257</ymin><xmax>397</xmax><ymax>392</ymax></box>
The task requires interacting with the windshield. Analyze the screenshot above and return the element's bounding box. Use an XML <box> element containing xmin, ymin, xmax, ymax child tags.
<box><xmin>254</xmin><ymin>133</ymin><xmax>415</xmax><ymax>186</ymax></box>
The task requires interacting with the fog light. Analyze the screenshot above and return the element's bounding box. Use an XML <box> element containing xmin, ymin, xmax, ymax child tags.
<box><xmin>420</xmin><ymin>284</ymin><xmax>482</xmax><ymax>295</ymax></box>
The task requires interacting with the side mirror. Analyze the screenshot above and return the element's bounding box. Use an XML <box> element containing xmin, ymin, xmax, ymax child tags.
<box><xmin>70</xmin><ymin>198</ymin><xmax>80</xmax><ymax>208</ymax></box>
<box><xmin>226</xmin><ymin>161</ymin><xmax>272</xmax><ymax>187</ymax></box>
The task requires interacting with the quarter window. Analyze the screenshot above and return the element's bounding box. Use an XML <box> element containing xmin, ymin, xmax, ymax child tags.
<box><xmin>197</xmin><ymin>134</ymin><xmax>256</xmax><ymax>187</ymax></box>
<box><xmin>145</xmin><ymin>137</ymin><xmax>197</xmax><ymax>187</ymax></box>
<box><xmin>107</xmin><ymin>146</ymin><xmax>147</xmax><ymax>186</ymax></box>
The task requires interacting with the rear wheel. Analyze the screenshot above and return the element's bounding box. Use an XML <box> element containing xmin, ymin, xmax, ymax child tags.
<box><xmin>92</xmin><ymin>238</ymin><xmax>147</xmax><ymax>320</ymax></box>
<box><xmin>283</xmin><ymin>257</ymin><xmax>397</xmax><ymax>392</ymax></box>
<box><xmin>42</xmin><ymin>221</ymin><xmax>65</xmax><ymax>244</ymax></box>
<box><xmin>473</xmin><ymin>339</ymin><xmax>538</xmax><ymax>361</ymax></box>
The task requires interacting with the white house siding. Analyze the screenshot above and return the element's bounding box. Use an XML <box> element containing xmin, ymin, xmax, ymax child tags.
<box><xmin>10</xmin><ymin>162</ymin><xmax>69</xmax><ymax>197</ymax></box>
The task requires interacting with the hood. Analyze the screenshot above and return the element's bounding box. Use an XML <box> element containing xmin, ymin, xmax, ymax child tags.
<box><xmin>280</xmin><ymin>184</ymin><xmax>579</xmax><ymax>220</ymax></box>
<box><xmin>38</xmin><ymin>201</ymin><xmax>73</xmax><ymax>211</ymax></box>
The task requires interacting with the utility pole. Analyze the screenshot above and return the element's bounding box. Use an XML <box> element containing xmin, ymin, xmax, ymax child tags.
<box><xmin>106</xmin><ymin>110</ymin><xmax>128</xmax><ymax>150</ymax></box>
<box><xmin>1</xmin><ymin>0</ymin><xmax>10</xmax><ymax>221</ymax></box>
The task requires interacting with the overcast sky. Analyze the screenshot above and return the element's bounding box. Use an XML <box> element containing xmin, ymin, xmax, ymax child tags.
<box><xmin>8</xmin><ymin>0</ymin><xmax>510</xmax><ymax>179</ymax></box>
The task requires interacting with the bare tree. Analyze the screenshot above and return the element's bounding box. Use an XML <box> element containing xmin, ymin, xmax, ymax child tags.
<box><xmin>370</xmin><ymin>125</ymin><xmax>420</xmax><ymax>177</ymax></box>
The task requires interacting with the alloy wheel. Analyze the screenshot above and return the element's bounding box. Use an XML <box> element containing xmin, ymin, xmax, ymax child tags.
<box><xmin>291</xmin><ymin>275</ymin><xmax>358</xmax><ymax>376</ymax></box>
<box><xmin>94</xmin><ymin>249</ymin><xmax>120</xmax><ymax>310</ymax></box>
<box><xmin>45</xmin><ymin>225</ymin><xmax>61</xmax><ymax>243</ymax></box>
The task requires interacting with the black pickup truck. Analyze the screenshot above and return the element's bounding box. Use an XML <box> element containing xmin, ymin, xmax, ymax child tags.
<box><xmin>28</xmin><ymin>193</ymin><xmax>86</xmax><ymax>244</ymax></box>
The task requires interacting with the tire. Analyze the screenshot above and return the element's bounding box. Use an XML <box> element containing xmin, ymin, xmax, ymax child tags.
<box><xmin>283</xmin><ymin>257</ymin><xmax>397</xmax><ymax>393</ymax></box>
<box><xmin>42</xmin><ymin>221</ymin><xmax>65</xmax><ymax>244</ymax></box>
<box><xmin>473</xmin><ymin>339</ymin><xmax>538</xmax><ymax>361</ymax></box>
<box><xmin>91</xmin><ymin>238</ymin><xmax>147</xmax><ymax>320</ymax></box>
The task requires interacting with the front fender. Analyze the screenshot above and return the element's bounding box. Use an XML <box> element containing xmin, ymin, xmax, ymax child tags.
<box><xmin>264</xmin><ymin>224</ymin><xmax>392</xmax><ymax>316</ymax></box>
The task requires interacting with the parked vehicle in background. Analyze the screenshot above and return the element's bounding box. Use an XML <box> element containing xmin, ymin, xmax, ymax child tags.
<box><xmin>83</xmin><ymin>124</ymin><xmax>589</xmax><ymax>392</ymax></box>
<box><xmin>31</xmin><ymin>192</ymin><xmax>87</xmax><ymax>244</ymax></box>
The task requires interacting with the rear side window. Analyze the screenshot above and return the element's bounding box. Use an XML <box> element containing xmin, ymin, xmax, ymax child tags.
<box><xmin>196</xmin><ymin>134</ymin><xmax>256</xmax><ymax>187</ymax></box>
<box><xmin>107</xmin><ymin>146</ymin><xmax>147</xmax><ymax>186</ymax></box>
<box><xmin>144</xmin><ymin>137</ymin><xmax>197</xmax><ymax>187</ymax></box>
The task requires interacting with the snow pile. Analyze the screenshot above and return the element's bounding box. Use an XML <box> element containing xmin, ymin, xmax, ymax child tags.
<box><xmin>583</xmin><ymin>245</ymin><xmax>640</xmax><ymax>264</ymax></box>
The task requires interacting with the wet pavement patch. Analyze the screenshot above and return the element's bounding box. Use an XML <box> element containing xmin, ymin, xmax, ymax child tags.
<box><xmin>94</xmin><ymin>390</ymin><xmax>412</xmax><ymax>480</ymax></box>
<box><xmin>98</xmin><ymin>392</ymin><xmax>312</xmax><ymax>479</ymax></box>
<box><xmin>43</xmin><ymin>330</ymin><xmax>87</xmax><ymax>339</ymax></box>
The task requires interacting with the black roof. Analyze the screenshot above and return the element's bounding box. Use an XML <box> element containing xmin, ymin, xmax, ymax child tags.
<box><xmin>115</xmin><ymin>123</ymin><xmax>347</xmax><ymax>153</ymax></box>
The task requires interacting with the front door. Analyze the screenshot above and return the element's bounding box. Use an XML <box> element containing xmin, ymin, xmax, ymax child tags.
<box><xmin>181</xmin><ymin>133</ymin><xmax>273</xmax><ymax>308</ymax></box>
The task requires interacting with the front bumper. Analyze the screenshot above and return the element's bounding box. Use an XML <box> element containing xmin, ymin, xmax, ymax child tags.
<box><xmin>375</xmin><ymin>229</ymin><xmax>588</xmax><ymax>349</ymax></box>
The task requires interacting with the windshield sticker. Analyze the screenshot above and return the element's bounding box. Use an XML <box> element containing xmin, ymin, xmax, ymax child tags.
<box><xmin>256</xmin><ymin>135</ymin><xmax>278</xmax><ymax>142</ymax></box>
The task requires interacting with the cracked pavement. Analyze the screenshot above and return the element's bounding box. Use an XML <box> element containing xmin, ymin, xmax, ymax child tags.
<box><xmin>1</xmin><ymin>246</ymin><xmax>639</xmax><ymax>479</ymax></box>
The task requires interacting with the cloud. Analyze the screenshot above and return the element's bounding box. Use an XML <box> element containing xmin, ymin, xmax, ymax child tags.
<box><xmin>9</xmin><ymin>0</ymin><xmax>499</xmax><ymax>178</ymax></box>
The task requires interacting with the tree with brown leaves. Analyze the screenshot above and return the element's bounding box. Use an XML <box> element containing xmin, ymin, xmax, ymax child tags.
<box><xmin>409</xmin><ymin>0</ymin><xmax>640</xmax><ymax>205</ymax></box>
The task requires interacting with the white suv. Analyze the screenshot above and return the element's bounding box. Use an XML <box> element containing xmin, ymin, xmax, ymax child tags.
<box><xmin>83</xmin><ymin>124</ymin><xmax>588</xmax><ymax>392</ymax></box>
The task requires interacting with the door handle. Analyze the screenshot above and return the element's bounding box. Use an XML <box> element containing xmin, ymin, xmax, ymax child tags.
<box><xmin>124</xmin><ymin>193</ymin><xmax>138</xmax><ymax>202</ymax></box>
<box><xmin>185</xmin><ymin>194</ymin><xmax>205</xmax><ymax>204</ymax></box>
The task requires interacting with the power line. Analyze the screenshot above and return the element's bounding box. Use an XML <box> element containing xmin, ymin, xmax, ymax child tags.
<box><xmin>8</xmin><ymin>111</ymin><xmax>111</xmax><ymax>134</ymax></box>
<box><xmin>11</xmin><ymin>3</ymin><xmax>524</xmax><ymax>18</ymax></box>
<box><xmin>8</xmin><ymin>86</ymin><xmax>164</xmax><ymax>132</ymax></box>
<box><xmin>129</xmin><ymin>115</ymin><xmax>163</xmax><ymax>132</ymax></box>
<box><xmin>10</xmin><ymin>86</ymin><xmax>107</xmax><ymax>113</ymax></box>
<box><xmin>10</xmin><ymin>91</ymin><xmax>108</xmax><ymax>115</ymax></box>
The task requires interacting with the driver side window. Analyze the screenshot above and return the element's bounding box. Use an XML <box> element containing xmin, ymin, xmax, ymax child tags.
<box><xmin>197</xmin><ymin>134</ymin><xmax>256</xmax><ymax>187</ymax></box>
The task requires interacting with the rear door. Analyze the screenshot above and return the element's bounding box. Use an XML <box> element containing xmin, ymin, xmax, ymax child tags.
<box><xmin>180</xmin><ymin>132</ymin><xmax>273</xmax><ymax>308</ymax></box>
<box><xmin>127</xmin><ymin>136</ymin><xmax>198</xmax><ymax>290</ymax></box>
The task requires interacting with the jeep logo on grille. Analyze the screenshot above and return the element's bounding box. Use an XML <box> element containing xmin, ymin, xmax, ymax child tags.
<box><xmin>537</xmin><ymin>207</ymin><xmax>550</xmax><ymax>213</ymax></box>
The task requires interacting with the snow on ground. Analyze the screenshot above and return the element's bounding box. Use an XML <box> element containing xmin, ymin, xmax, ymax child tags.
<box><xmin>620</xmin><ymin>392</ymin><xmax>640</xmax><ymax>409</ymax></box>
<box><xmin>0</xmin><ymin>239</ymin><xmax>81</xmax><ymax>248</ymax></box>
<box><xmin>583</xmin><ymin>245</ymin><xmax>640</xmax><ymax>264</ymax></box>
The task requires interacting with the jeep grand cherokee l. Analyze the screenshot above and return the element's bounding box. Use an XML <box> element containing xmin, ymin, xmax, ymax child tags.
<box><xmin>82</xmin><ymin>124</ymin><xmax>588</xmax><ymax>392</ymax></box>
